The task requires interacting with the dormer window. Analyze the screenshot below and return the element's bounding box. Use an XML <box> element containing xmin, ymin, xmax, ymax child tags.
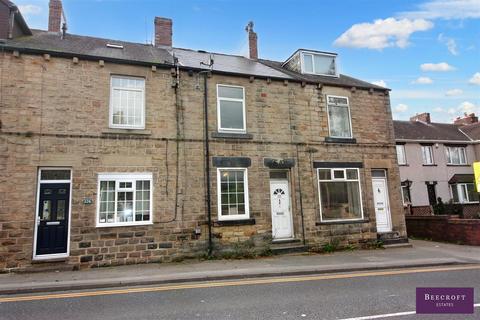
<box><xmin>301</xmin><ymin>51</ymin><xmax>337</xmax><ymax>76</ymax></box>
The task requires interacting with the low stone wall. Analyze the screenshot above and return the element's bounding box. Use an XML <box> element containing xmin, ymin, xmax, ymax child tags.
<box><xmin>406</xmin><ymin>215</ymin><xmax>480</xmax><ymax>245</ymax></box>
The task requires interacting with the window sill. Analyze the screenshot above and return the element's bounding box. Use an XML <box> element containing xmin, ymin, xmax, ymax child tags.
<box><xmin>422</xmin><ymin>164</ymin><xmax>437</xmax><ymax>166</ymax></box>
<box><xmin>96</xmin><ymin>222</ymin><xmax>153</xmax><ymax>228</ymax></box>
<box><xmin>214</xmin><ymin>218</ymin><xmax>255</xmax><ymax>226</ymax></box>
<box><xmin>32</xmin><ymin>255</ymin><xmax>68</xmax><ymax>262</ymax></box>
<box><xmin>102</xmin><ymin>128</ymin><xmax>151</xmax><ymax>135</ymax></box>
<box><xmin>316</xmin><ymin>219</ymin><xmax>369</xmax><ymax>226</ymax></box>
<box><xmin>324</xmin><ymin>137</ymin><xmax>357</xmax><ymax>144</ymax></box>
<box><xmin>446</xmin><ymin>164</ymin><xmax>469</xmax><ymax>167</ymax></box>
<box><xmin>211</xmin><ymin>132</ymin><xmax>253</xmax><ymax>140</ymax></box>
<box><xmin>398</xmin><ymin>164</ymin><xmax>409</xmax><ymax>167</ymax></box>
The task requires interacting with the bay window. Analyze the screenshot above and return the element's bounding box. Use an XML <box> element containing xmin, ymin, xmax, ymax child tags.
<box><xmin>217</xmin><ymin>168</ymin><xmax>249</xmax><ymax>220</ymax></box>
<box><xmin>326</xmin><ymin>95</ymin><xmax>352</xmax><ymax>138</ymax></box>
<box><xmin>317</xmin><ymin>168</ymin><xmax>363</xmax><ymax>221</ymax></box>
<box><xmin>97</xmin><ymin>173</ymin><xmax>152</xmax><ymax>227</ymax></box>
<box><xmin>451</xmin><ymin>183</ymin><xmax>479</xmax><ymax>203</ymax></box>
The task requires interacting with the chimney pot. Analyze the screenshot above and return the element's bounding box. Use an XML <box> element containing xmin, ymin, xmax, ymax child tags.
<box><xmin>409</xmin><ymin>112</ymin><xmax>431</xmax><ymax>124</ymax></box>
<box><xmin>454</xmin><ymin>113</ymin><xmax>478</xmax><ymax>126</ymax></box>
<box><xmin>154</xmin><ymin>17</ymin><xmax>172</xmax><ymax>47</ymax></box>
<box><xmin>48</xmin><ymin>0</ymin><xmax>63</xmax><ymax>33</ymax></box>
<box><xmin>246</xmin><ymin>21</ymin><xmax>258</xmax><ymax>60</ymax></box>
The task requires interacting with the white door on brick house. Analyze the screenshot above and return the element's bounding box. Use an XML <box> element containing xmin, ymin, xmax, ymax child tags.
<box><xmin>372</xmin><ymin>170</ymin><xmax>392</xmax><ymax>233</ymax></box>
<box><xmin>270</xmin><ymin>179</ymin><xmax>293</xmax><ymax>239</ymax></box>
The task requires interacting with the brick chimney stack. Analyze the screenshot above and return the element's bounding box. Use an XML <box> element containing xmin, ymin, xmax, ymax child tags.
<box><xmin>48</xmin><ymin>0</ymin><xmax>62</xmax><ymax>33</ymax></box>
<box><xmin>154</xmin><ymin>17</ymin><xmax>172</xmax><ymax>47</ymax></box>
<box><xmin>410</xmin><ymin>112</ymin><xmax>431</xmax><ymax>124</ymax></box>
<box><xmin>454</xmin><ymin>113</ymin><xmax>478</xmax><ymax>126</ymax></box>
<box><xmin>246</xmin><ymin>21</ymin><xmax>258</xmax><ymax>60</ymax></box>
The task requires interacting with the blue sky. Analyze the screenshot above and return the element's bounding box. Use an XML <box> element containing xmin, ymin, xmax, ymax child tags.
<box><xmin>15</xmin><ymin>0</ymin><xmax>480</xmax><ymax>123</ymax></box>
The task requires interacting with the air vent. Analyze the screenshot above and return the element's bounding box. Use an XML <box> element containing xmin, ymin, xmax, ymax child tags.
<box><xmin>106</xmin><ymin>43</ymin><xmax>124</xmax><ymax>49</ymax></box>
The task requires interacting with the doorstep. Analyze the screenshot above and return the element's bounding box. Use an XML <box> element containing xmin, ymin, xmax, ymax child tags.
<box><xmin>271</xmin><ymin>239</ymin><xmax>307</xmax><ymax>255</ymax></box>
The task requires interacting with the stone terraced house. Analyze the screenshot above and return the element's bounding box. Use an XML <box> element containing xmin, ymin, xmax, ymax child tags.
<box><xmin>0</xmin><ymin>0</ymin><xmax>407</xmax><ymax>272</ymax></box>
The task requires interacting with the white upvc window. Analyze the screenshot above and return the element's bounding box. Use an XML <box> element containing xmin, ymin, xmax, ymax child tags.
<box><xmin>326</xmin><ymin>95</ymin><xmax>353</xmax><ymax>138</ymax></box>
<box><xmin>301</xmin><ymin>51</ymin><xmax>337</xmax><ymax>76</ymax></box>
<box><xmin>396</xmin><ymin>145</ymin><xmax>407</xmax><ymax>165</ymax></box>
<box><xmin>421</xmin><ymin>145</ymin><xmax>434</xmax><ymax>165</ymax></box>
<box><xmin>217</xmin><ymin>84</ymin><xmax>246</xmax><ymax>133</ymax></box>
<box><xmin>451</xmin><ymin>183</ymin><xmax>479</xmax><ymax>203</ymax></box>
<box><xmin>97</xmin><ymin>173</ymin><xmax>153</xmax><ymax>227</ymax></box>
<box><xmin>317</xmin><ymin>168</ymin><xmax>364</xmax><ymax>222</ymax></box>
<box><xmin>446</xmin><ymin>146</ymin><xmax>467</xmax><ymax>165</ymax></box>
<box><xmin>109</xmin><ymin>75</ymin><xmax>145</xmax><ymax>129</ymax></box>
<box><xmin>217</xmin><ymin>168</ymin><xmax>249</xmax><ymax>221</ymax></box>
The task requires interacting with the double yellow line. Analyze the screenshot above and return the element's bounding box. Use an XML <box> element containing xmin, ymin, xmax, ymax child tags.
<box><xmin>1</xmin><ymin>264</ymin><xmax>479</xmax><ymax>303</ymax></box>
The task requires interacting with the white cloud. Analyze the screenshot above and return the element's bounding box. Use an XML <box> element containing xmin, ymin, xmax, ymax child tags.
<box><xmin>394</xmin><ymin>103</ymin><xmax>409</xmax><ymax>113</ymax></box>
<box><xmin>458</xmin><ymin>101</ymin><xmax>477</xmax><ymax>113</ymax></box>
<box><xmin>445</xmin><ymin>88</ymin><xmax>463</xmax><ymax>96</ymax></box>
<box><xmin>469</xmin><ymin>72</ymin><xmax>480</xmax><ymax>85</ymax></box>
<box><xmin>372</xmin><ymin>80</ymin><xmax>387</xmax><ymax>87</ymax></box>
<box><xmin>18</xmin><ymin>4</ymin><xmax>42</xmax><ymax>16</ymax></box>
<box><xmin>438</xmin><ymin>33</ymin><xmax>458</xmax><ymax>55</ymax></box>
<box><xmin>333</xmin><ymin>18</ymin><xmax>433</xmax><ymax>49</ymax></box>
<box><xmin>412</xmin><ymin>76</ymin><xmax>433</xmax><ymax>84</ymax></box>
<box><xmin>400</xmin><ymin>0</ymin><xmax>480</xmax><ymax>20</ymax></box>
<box><xmin>433</xmin><ymin>107</ymin><xmax>445</xmax><ymax>112</ymax></box>
<box><xmin>420</xmin><ymin>62</ymin><xmax>456</xmax><ymax>71</ymax></box>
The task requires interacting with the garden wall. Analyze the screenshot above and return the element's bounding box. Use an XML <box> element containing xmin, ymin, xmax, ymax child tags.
<box><xmin>406</xmin><ymin>215</ymin><xmax>480</xmax><ymax>246</ymax></box>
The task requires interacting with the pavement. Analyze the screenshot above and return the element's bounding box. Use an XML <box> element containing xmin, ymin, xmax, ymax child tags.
<box><xmin>1</xmin><ymin>239</ymin><xmax>480</xmax><ymax>295</ymax></box>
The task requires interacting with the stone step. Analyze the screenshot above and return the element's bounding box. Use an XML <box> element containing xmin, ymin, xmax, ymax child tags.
<box><xmin>271</xmin><ymin>240</ymin><xmax>307</xmax><ymax>255</ymax></box>
<box><xmin>383</xmin><ymin>242</ymin><xmax>413</xmax><ymax>249</ymax></box>
<box><xmin>381</xmin><ymin>237</ymin><xmax>409</xmax><ymax>246</ymax></box>
<box><xmin>271</xmin><ymin>238</ymin><xmax>302</xmax><ymax>245</ymax></box>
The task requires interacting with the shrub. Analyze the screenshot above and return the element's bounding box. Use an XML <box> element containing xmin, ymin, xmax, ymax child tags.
<box><xmin>322</xmin><ymin>238</ymin><xmax>340</xmax><ymax>253</ymax></box>
<box><xmin>433</xmin><ymin>198</ymin><xmax>462</xmax><ymax>216</ymax></box>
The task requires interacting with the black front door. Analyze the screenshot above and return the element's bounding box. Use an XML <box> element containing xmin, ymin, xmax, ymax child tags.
<box><xmin>427</xmin><ymin>183</ymin><xmax>437</xmax><ymax>206</ymax></box>
<box><xmin>36</xmin><ymin>183</ymin><xmax>70</xmax><ymax>255</ymax></box>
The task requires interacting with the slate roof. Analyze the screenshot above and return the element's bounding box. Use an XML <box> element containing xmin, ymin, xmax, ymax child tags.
<box><xmin>2</xmin><ymin>29</ymin><xmax>174</xmax><ymax>65</ymax></box>
<box><xmin>0</xmin><ymin>29</ymin><xmax>384</xmax><ymax>89</ymax></box>
<box><xmin>172</xmin><ymin>48</ymin><xmax>293</xmax><ymax>79</ymax></box>
<box><xmin>0</xmin><ymin>0</ymin><xmax>32</xmax><ymax>36</ymax></box>
<box><xmin>393</xmin><ymin>120</ymin><xmax>471</xmax><ymax>142</ymax></box>
<box><xmin>460</xmin><ymin>122</ymin><xmax>480</xmax><ymax>141</ymax></box>
<box><xmin>260</xmin><ymin>59</ymin><xmax>387</xmax><ymax>90</ymax></box>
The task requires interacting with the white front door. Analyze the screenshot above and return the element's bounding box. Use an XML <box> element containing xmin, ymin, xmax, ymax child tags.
<box><xmin>270</xmin><ymin>180</ymin><xmax>293</xmax><ymax>239</ymax></box>
<box><xmin>372</xmin><ymin>178</ymin><xmax>392</xmax><ymax>232</ymax></box>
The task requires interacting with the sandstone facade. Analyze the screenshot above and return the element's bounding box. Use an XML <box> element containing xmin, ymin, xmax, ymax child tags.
<box><xmin>0</xmin><ymin>52</ymin><xmax>406</xmax><ymax>272</ymax></box>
